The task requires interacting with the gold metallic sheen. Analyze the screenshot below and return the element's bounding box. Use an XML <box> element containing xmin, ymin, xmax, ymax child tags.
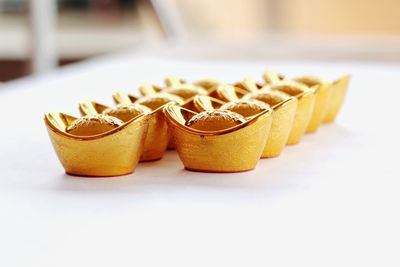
<box><xmin>44</xmin><ymin>112</ymin><xmax>148</xmax><ymax>177</ymax></box>
<box><xmin>195</xmin><ymin>92</ymin><xmax>296</xmax><ymax>158</ymax></box>
<box><xmin>269</xmin><ymin>81</ymin><xmax>316</xmax><ymax>145</ymax></box>
<box><xmin>323</xmin><ymin>75</ymin><xmax>351</xmax><ymax>123</ymax></box>
<box><xmin>163</xmin><ymin>105</ymin><xmax>273</xmax><ymax>172</ymax></box>
<box><xmin>112</xmin><ymin>93</ymin><xmax>172</xmax><ymax>161</ymax></box>
<box><xmin>305</xmin><ymin>83</ymin><xmax>332</xmax><ymax>132</ymax></box>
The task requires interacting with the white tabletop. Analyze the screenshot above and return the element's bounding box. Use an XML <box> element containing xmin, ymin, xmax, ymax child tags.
<box><xmin>1</xmin><ymin>50</ymin><xmax>399</xmax><ymax>267</ymax></box>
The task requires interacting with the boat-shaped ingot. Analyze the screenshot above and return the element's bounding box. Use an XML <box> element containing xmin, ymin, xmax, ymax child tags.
<box><xmin>113</xmin><ymin>92</ymin><xmax>182</xmax><ymax>161</ymax></box>
<box><xmin>44</xmin><ymin>112</ymin><xmax>148</xmax><ymax>177</ymax></box>
<box><xmin>269</xmin><ymin>81</ymin><xmax>315</xmax><ymax>145</ymax></box>
<box><xmin>217</xmin><ymin>84</ymin><xmax>297</xmax><ymax>157</ymax></box>
<box><xmin>323</xmin><ymin>74</ymin><xmax>351</xmax><ymax>123</ymax></box>
<box><xmin>163</xmin><ymin>105</ymin><xmax>273</xmax><ymax>172</ymax></box>
<box><xmin>262</xmin><ymin>70</ymin><xmax>285</xmax><ymax>84</ymax></box>
<box><xmin>293</xmin><ymin>75</ymin><xmax>333</xmax><ymax>133</ymax></box>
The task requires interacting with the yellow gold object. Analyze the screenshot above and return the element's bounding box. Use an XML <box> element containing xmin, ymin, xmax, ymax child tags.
<box><xmin>66</xmin><ymin>114</ymin><xmax>123</xmax><ymax>136</ymax></box>
<box><xmin>293</xmin><ymin>75</ymin><xmax>333</xmax><ymax>133</ymax></box>
<box><xmin>234</xmin><ymin>76</ymin><xmax>263</xmax><ymax>92</ymax></box>
<box><xmin>163</xmin><ymin>105</ymin><xmax>273</xmax><ymax>172</ymax></box>
<box><xmin>193</xmin><ymin>79</ymin><xmax>221</xmax><ymax>91</ymax></box>
<box><xmin>44</xmin><ymin>112</ymin><xmax>148</xmax><ymax>177</ymax></box>
<box><xmin>269</xmin><ymin>81</ymin><xmax>315</xmax><ymax>145</ymax></box>
<box><xmin>164</xmin><ymin>78</ymin><xmax>208</xmax><ymax>100</ymax></box>
<box><xmin>113</xmin><ymin>92</ymin><xmax>180</xmax><ymax>161</ymax></box>
<box><xmin>193</xmin><ymin>95</ymin><xmax>225</xmax><ymax>112</ymax></box>
<box><xmin>186</xmin><ymin>109</ymin><xmax>246</xmax><ymax>131</ymax></box>
<box><xmin>194</xmin><ymin>93</ymin><xmax>271</xmax><ymax>118</ymax></box>
<box><xmin>218</xmin><ymin>84</ymin><xmax>297</xmax><ymax>158</ymax></box>
<box><xmin>323</xmin><ymin>75</ymin><xmax>351</xmax><ymax>123</ymax></box>
<box><xmin>79</xmin><ymin>100</ymin><xmax>151</xmax><ymax>123</ymax></box>
<box><xmin>263</xmin><ymin>70</ymin><xmax>285</xmax><ymax>84</ymax></box>
<box><xmin>220</xmin><ymin>100</ymin><xmax>270</xmax><ymax>117</ymax></box>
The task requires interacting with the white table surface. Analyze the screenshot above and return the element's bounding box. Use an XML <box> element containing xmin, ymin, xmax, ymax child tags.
<box><xmin>0</xmin><ymin>50</ymin><xmax>399</xmax><ymax>267</ymax></box>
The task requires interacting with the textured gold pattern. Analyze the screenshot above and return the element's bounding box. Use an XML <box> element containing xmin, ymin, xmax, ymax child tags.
<box><xmin>44</xmin><ymin>71</ymin><xmax>350</xmax><ymax>176</ymax></box>
<box><xmin>164</xmin><ymin>105</ymin><xmax>272</xmax><ymax>172</ymax></box>
<box><xmin>45</xmin><ymin>112</ymin><xmax>148</xmax><ymax>177</ymax></box>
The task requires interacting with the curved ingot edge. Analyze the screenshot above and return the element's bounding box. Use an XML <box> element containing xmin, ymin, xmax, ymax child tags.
<box><xmin>163</xmin><ymin>104</ymin><xmax>273</xmax><ymax>136</ymax></box>
<box><xmin>270</xmin><ymin>95</ymin><xmax>297</xmax><ymax>111</ymax></box>
<box><xmin>323</xmin><ymin>74</ymin><xmax>351</xmax><ymax>123</ymax></box>
<box><xmin>65</xmin><ymin>170</ymin><xmax>134</xmax><ymax>178</ymax></box>
<box><xmin>44</xmin><ymin>110</ymin><xmax>150</xmax><ymax>177</ymax></box>
<box><xmin>136</xmin><ymin>103</ymin><xmax>172</xmax><ymax>162</ymax></box>
<box><xmin>44</xmin><ymin>111</ymin><xmax>148</xmax><ymax>140</ymax></box>
<box><xmin>163</xmin><ymin>104</ymin><xmax>273</xmax><ymax>173</ymax></box>
<box><xmin>184</xmin><ymin>166</ymin><xmax>256</xmax><ymax>173</ymax></box>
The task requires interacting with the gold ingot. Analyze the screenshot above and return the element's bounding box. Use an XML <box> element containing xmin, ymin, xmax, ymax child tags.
<box><xmin>163</xmin><ymin>105</ymin><xmax>273</xmax><ymax>172</ymax></box>
<box><xmin>293</xmin><ymin>75</ymin><xmax>333</xmax><ymax>133</ymax></box>
<box><xmin>194</xmin><ymin>94</ymin><xmax>271</xmax><ymax>118</ymax></box>
<box><xmin>193</xmin><ymin>79</ymin><xmax>221</xmax><ymax>91</ymax></box>
<box><xmin>44</xmin><ymin>112</ymin><xmax>148</xmax><ymax>177</ymax></box>
<box><xmin>323</xmin><ymin>74</ymin><xmax>351</xmax><ymax>123</ymax></box>
<box><xmin>186</xmin><ymin>109</ymin><xmax>247</xmax><ymax>131</ymax></box>
<box><xmin>263</xmin><ymin>71</ymin><xmax>350</xmax><ymax>130</ymax></box>
<box><xmin>218</xmin><ymin>84</ymin><xmax>297</xmax><ymax>158</ymax></box>
<box><xmin>113</xmin><ymin>92</ymin><xmax>183</xmax><ymax>161</ymax></box>
<box><xmin>268</xmin><ymin>81</ymin><xmax>315</xmax><ymax>145</ymax></box>
<box><xmin>66</xmin><ymin>114</ymin><xmax>123</xmax><ymax>136</ymax></box>
<box><xmin>79</xmin><ymin>100</ymin><xmax>151</xmax><ymax>122</ymax></box>
<box><xmin>139</xmin><ymin>80</ymin><xmax>214</xmax><ymax>149</ymax></box>
<box><xmin>163</xmin><ymin>76</ymin><xmax>208</xmax><ymax>100</ymax></box>
<box><xmin>262</xmin><ymin>70</ymin><xmax>285</xmax><ymax>84</ymax></box>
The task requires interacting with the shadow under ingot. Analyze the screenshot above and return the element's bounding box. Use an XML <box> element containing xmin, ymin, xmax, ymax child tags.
<box><xmin>217</xmin><ymin>84</ymin><xmax>297</xmax><ymax>158</ymax></box>
<box><xmin>44</xmin><ymin>112</ymin><xmax>148</xmax><ymax>177</ymax></box>
<box><xmin>323</xmin><ymin>74</ymin><xmax>351</xmax><ymax>123</ymax></box>
<box><xmin>112</xmin><ymin>92</ymin><xmax>180</xmax><ymax>161</ymax></box>
<box><xmin>163</xmin><ymin>104</ymin><xmax>273</xmax><ymax>172</ymax></box>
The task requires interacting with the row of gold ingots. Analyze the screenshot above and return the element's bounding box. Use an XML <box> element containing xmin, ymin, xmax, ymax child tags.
<box><xmin>44</xmin><ymin>71</ymin><xmax>350</xmax><ymax>176</ymax></box>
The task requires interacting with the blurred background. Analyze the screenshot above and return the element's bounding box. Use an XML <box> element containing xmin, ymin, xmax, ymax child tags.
<box><xmin>1</xmin><ymin>0</ymin><xmax>400</xmax><ymax>81</ymax></box>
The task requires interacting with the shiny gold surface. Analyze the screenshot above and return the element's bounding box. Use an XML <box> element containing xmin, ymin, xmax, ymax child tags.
<box><xmin>44</xmin><ymin>112</ymin><xmax>148</xmax><ymax>177</ymax></box>
<box><xmin>306</xmin><ymin>83</ymin><xmax>332</xmax><ymax>132</ymax></box>
<box><xmin>269</xmin><ymin>81</ymin><xmax>316</xmax><ymax>145</ymax></box>
<box><xmin>243</xmin><ymin>89</ymin><xmax>297</xmax><ymax>157</ymax></box>
<box><xmin>103</xmin><ymin>103</ymin><xmax>151</xmax><ymax>122</ymax></box>
<box><xmin>186</xmin><ymin>109</ymin><xmax>246</xmax><ymax>131</ymax></box>
<box><xmin>66</xmin><ymin>114</ymin><xmax>123</xmax><ymax>136</ymax></box>
<box><xmin>323</xmin><ymin>75</ymin><xmax>351</xmax><ymax>123</ymax></box>
<box><xmin>193</xmin><ymin>79</ymin><xmax>221</xmax><ymax>91</ymax></box>
<box><xmin>193</xmin><ymin>95</ymin><xmax>225</xmax><ymax>112</ymax></box>
<box><xmin>263</xmin><ymin>70</ymin><xmax>285</xmax><ymax>84</ymax></box>
<box><xmin>113</xmin><ymin>92</ymin><xmax>173</xmax><ymax>161</ymax></box>
<box><xmin>293</xmin><ymin>75</ymin><xmax>333</xmax><ymax>133</ymax></box>
<box><xmin>164</xmin><ymin>105</ymin><xmax>272</xmax><ymax>172</ymax></box>
<box><xmin>220</xmin><ymin>99</ymin><xmax>270</xmax><ymax>117</ymax></box>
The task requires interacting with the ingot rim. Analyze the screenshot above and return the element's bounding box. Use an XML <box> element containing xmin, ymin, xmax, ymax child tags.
<box><xmin>44</xmin><ymin>111</ymin><xmax>147</xmax><ymax>141</ymax></box>
<box><xmin>163</xmin><ymin>104</ymin><xmax>273</xmax><ymax>136</ymax></box>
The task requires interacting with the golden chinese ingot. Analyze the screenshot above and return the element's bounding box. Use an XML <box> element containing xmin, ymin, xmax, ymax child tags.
<box><xmin>217</xmin><ymin>84</ymin><xmax>298</xmax><ymax>158</ymax></box>
<box><xmin>139</xmin><ymin>79</ymin><xmax>213</xmax><ymax>149</ymax></box>
<box><xmin>323</xmin><ymin>74</ymin><xmax>351</xmax><ymax>123</ymax></box>
<box><xmin>163</xmin><ymin>105</ymin><xmax>273</xmax><ymax>172</ymax></box>
<box><xmin>44</xmin><ymin>112</ymin><xmax>148</xmax><ymax>177</ymax></box>
<box><xmin>293</xmin><ymin>75</ymin><xmax>333</xmax><ymax>133</ymax></box>
<box><xmin>268</xmin><ymin>81</ymin><xmax>315</xmax><ymax>145</ymax></box>
<box><xmin>113</xmin><ymin>92</ymin><xmax>182</xmax><ymax>161</ymax></box>
<box><xmin>263</xmin><ymin>71</ymin><xmax>351</xmax><ymax>129</ymax></box>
